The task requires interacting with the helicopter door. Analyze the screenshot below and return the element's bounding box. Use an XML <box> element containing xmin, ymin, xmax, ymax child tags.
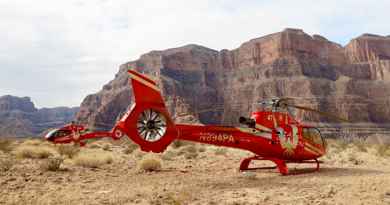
<box><xmin>302</xmin><ymin>127</ymin><xmax>325</xmax><ymax>147</ymax></box>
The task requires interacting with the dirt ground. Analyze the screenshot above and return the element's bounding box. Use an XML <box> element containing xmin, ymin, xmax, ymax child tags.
<box><xmin>0</xmin><ymin>139</ymin><xmax>390</xmax><ymax>205</ymax></box>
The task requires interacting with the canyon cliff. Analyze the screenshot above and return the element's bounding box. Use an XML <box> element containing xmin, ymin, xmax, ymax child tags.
<box><xmin>76</xmin><ymin>29</ymin><xmax>390</xmax><ymax>130</ymax></box>
<box><xmin>0</xmin><ymin>95</ymin><xmax>79</xmax><ymax>137</ymax></box>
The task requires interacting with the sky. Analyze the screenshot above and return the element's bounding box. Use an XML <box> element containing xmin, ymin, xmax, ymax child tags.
<box><xmin>1</xmin><ymin>0</ymin><xmax>389</xmax><ymax>108</ymax></box>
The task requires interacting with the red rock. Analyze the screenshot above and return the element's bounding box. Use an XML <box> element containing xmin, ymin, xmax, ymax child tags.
<box><xmin>76</xmin><ymin>29</ymin><xmax>390</xmax><ymax>128</ymax></box>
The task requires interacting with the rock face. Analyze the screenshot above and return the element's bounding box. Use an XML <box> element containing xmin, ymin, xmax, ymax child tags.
<box><xmin>0</xmin><ymin>95</ymin><xmax>79</xmax><ymax>137</ymax></box>
<box><xmin>76</xmin><ymin>29</ymin><xmax>390</xmax><ymax>129</ymax></box>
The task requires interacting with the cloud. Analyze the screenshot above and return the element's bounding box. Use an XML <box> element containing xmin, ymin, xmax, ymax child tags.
<box><xmin>0</xmin><ymin>0</ymin><xmax>389</xmax><ymax>107</ymax></box>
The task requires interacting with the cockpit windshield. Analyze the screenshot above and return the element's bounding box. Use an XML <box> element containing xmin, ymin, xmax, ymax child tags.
<box><xmin>45</xmin><ymin>129</ymin><xmax>72</xmax><ymax>140</ymax></box>
<box><xmin>302</xmin><ymin>127</ymin><xmax>324</xmax><ymax>147</ymax></box>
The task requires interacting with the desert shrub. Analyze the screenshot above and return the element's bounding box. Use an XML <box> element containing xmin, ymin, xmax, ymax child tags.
<box><xmin>352</xmin><ymin>141</ymin><xmax>368</xmax><ymax>152</ymax></box>
<box><xmin>0</xmin><ymin>139</ymin><xmax>13</xmax><ymax>153</ymax></box>
<box><xmin>177</xmin><ymin>145</ymin><xmax>197</xmax><ymax>156</ymax></box>
<box><xmin>74</xmin><ymin>151</ymin><xmax>113</xmax><ymax>168</ymax></box>
<box><xmin>88</xmin><ymin>143</ymin><xmax>101</xmax><ymax>149</ymax></box>
<box><xmin>123</xmin><ymin>143</ymin><xmax>138</xmax><ymax>154</ymax></box>
<box><xmin>198</xmin><ymin>146</ymin><xmax>206</xmax><ymax>153</ymax></box>
<box><xmin>138</xmin><ymin>157</ymin><xmax>162</xmax><ymax>172</ymax></box>
<box><xmin>161</xmin><ymin>150</ymin><xmax>176</xmax><ymax>161</ymax></box>
<box><xmin>135</xmin><ymin>150</ymin><xmax>146</xmax><ymax>159</ymax></box>
<box><xmin>171</xmin><ymin>140</ymin><xmax>191</xmax><ymax>149</ymax></box>
<box><xmin>0</xmin><ymin>158</ymin><xmax>14</xmax><ymax>172</ymax></box>
<box><xmin>376</xmin><ymin>144</ymin><xmax>390</xmax><ymax>157</ymax></box>
<box><xmin>40</xmin><ymin>157</ymin><xmax>64</xmax><ymax>171</ymax></box>
<box><xmin>347</xmin><ymin>153</ymin><xmax>363</xmax><ymax>165</ymax></box>
<box><xmin>184</xmin><ymin>152</ymin><xmax>198</xmax><ymax>159</ymax></box>
<box><xmin>102</xmin><ymin>143</ymin><xmax>112</xmax><ymax>151</ymax></box>
<box><xmin>57</xmin><ymin>145</ymin><xmax>80</xmax><ymax>158</ymax></box>
<box><xmin>22</xmin><ymin>139</ymin><xmax>43</xmax><ymax>146</ymax></box>
<box><xmin>15</xmin><ymin>146</ymin><xmax>53</xmax><ymax>159</ymax></box>
<box><xmin>214</xmin><ymin>148</ymin><xmax>227</xmax><ymax>156</ymax></box>
<box><xmin>184</xmin><ymin>145</ymin><xmax>197</xmax><ymax>153</ymax></box>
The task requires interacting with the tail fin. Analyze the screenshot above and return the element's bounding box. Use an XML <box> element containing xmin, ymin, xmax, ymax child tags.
<box><xmin>113</xmin><ymin>69</ymin><xmax>177</xmax><ymax>153</ymax></box>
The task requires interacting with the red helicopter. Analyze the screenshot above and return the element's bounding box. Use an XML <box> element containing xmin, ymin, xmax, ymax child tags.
<box><xmin>45</xmin><ymin>69</ymin><xmax>347</xmax><ymax>175</ymax></box>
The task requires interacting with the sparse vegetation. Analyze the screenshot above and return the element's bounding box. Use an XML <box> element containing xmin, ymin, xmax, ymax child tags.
<box><xmin>177</xmin><ymin>145</ymin><xmax>197</xmax><ymax>156</ymax></box>
<box><xmin>138</xmin><ymin>157</ymin><xmax>162</xmax><ymax>172</ymax></box>
<box><xmin>73</xmin><ymin>151</ymin><xmax>113</xmax><ymax>168</ymax></box>
<box><xmin>198</xmin><ymin>146</ymin><xmax>206</xmax><ymax>153</ymax></box>
<box><xmin>352</xmin><ymin>140</ymin><xmax>369</xmax><ymax>152</ymax></box>
<box><xmin>57</xmin><ymin>144</ymin><xmax>80</xmax><ymax>158</ymax></box>
<box><xmin>15</xmin><ymin>146</ymin><xmax>53</xmax><ymax>159</ymax></box>
<box><xmin>40</xmin><ymin>157</ymin><xmax>64</xmax><ymax>171</ymax></box>
<box><xmin>102</xmin><ymin>143</ymin><xmax>112</xmax><ymax>151</ymax></box>
<box><xmin>184</xmin><ymin>152</ymin><xmax>198</xmax><ymax>159</ymax></box>
<box><xmin>123</xmin><ymin>143</ymin><xmax>138</xmax><ymax>154</ymax></box>
<box><xmin>21</xmin><ymin>139</ymin><xmax>43</xmax><ymax>146</ymax></box>
<box><xmin>0</xmin><ymin>139</ymin><xmax>13</xmax><ymax>153</ymax></box>
<box><xmin>214</xmin><ymin>148</ymin><xmax>227</xmax><ymax>156</ymax></box>
<box><xmin>0</xmin><ymin>158</ymin><xmax>14</xmax><ymax>172</ymax></box>
<box><xmin>376</xmin><ymin>144</ymin><xmax>390</xmax><ymax>157</ymax></box>
<box><xmin>171</xmin><ymin>140</ymin><xmax>191</xmax><ymax>149</ymax></box>
<box><xmin>88</xmin><ymin>143</ymin><xmax>101</xmax><ymax>149</ymax></box>
<box><xmin>161</xmin><ymin>150</ymin><xmax>176</xmax><ymax>161</ymax></box>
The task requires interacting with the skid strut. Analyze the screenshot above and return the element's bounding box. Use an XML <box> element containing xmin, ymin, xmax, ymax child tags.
<box><xmin>239</xmin><ymin>156</ymin><xmax>321</xmax><ymax>175</ymax></box>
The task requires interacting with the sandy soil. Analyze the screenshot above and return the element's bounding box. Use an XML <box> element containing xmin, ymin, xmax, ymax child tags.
<box><xmin>0</xmin><ymin>140</ymin><xmax>390</xmax><ymax>205</ymax></box>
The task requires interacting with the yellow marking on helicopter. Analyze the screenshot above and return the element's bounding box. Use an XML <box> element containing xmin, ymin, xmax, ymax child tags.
<box><xmin>304</xmin><ymin>143</ymin><xmax>323</xmax><ymax>155</ymax></box>
<box><xmin>129</xmin><ymin>72</ymin><xmax>161</xmax><ymax>92</ymax></box>
<box><xmin>304</xmin><ymin>146</ymin><xmax>320</xmax><ymax>155</ymax></box>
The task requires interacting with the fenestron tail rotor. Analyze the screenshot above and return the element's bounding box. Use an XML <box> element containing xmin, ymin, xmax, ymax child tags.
<box><xmin>136</xmin><ymin>109</ymin><xmax>167</xmax><ymax>142</ymax></box>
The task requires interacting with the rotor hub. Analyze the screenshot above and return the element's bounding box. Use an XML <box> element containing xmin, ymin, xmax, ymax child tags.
<box><xmin>137</xmin><ymin>109</ymin><xmax>167</xmax><ymax>142</ymax></box>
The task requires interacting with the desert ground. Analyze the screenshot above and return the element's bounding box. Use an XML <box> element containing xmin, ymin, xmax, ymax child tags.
<box><xmin>0</xmin><ymin>137</ymin><xmax>390</xmax><ymax>205</ymax></box>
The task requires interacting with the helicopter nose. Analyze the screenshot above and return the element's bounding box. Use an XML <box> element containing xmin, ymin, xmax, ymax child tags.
<box><xmin>44</xmin><ymin>129</ymin><xmax>57</xmax><ymax>142</ymax></box>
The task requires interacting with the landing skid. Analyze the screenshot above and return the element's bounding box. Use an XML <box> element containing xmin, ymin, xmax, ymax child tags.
<box><xmin>239</xmin><ymin>156</ymin><xmax>322</xmax><ymax>175</ymax></box>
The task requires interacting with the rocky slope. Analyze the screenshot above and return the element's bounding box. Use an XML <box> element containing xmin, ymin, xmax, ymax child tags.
<box><xmin>0</xmin><ymin>95</ymin><xmax>79</xmax><ymax>137</ymax></box>
<box><xmin>76</xmin><ymin>28</ymin><xmax>390</xmax><ymax>130</ymax></box>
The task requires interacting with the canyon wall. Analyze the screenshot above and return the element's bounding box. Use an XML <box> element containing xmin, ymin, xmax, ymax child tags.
<box><xmin>76</xmin><ymin>29</ymin><xmax>390</xmax><ymax>130</ymax></box>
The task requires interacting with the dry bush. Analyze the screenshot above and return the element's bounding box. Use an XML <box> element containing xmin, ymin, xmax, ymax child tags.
<box><xmin>171</xmin><ymin>140</ymin><xmax>191</xmax><ymax>149</ymax></box>
<box><xmin>123</xmin><ymin>143</ymin><xmax>138</xmax><ymax>154</ymax></box>
<box><xmin>376</xmin><ymin>144</ymin><xmax>390</xmax><ymax>157</ymax></box>
<box><xmin>184</xmin><ymin>152</ymin><xmax>198</xmax><ymax>159</ymax></box>
<box><xmin>0</xmin><ymin>139</ymin><xmax>14</xmax><ymax>153</ymax></box>
<box><xmin>40</xmin><ymin>157</ymin><xmax>64</xmax><ymax>171</ymax></box>
<box><xmin>347</xmin><ymin>153</ymin><xmax>363</xmax><ymax>165</ymax></box>
<box><xmin>198</xmin><ymin>146</ymin><xmax>206</xmax><ymax>153</ymax></box>
<box><xmin>22</xmin><ymin>139</ymin><xmax>43</xmax><ymax>146</ymax></box>
<box><xmin>177</xmin><ymin>145</ymin><xmax>197</xmax><ymax>156</ymax></box>
<box><xmin>102</xmin><ymin>143</ymin><xmax>112</xmax><ymax>151</ymax></box>
<box><xmin>352</xmin><ymin>141</ymin><xmax>369</xmax><ymax>152</ymax></box>
<box><xmin>138</xmin><ymin>157</ymin><xmax>162</xmax><ymax>172</ymax></box>
<box><xmin>15</xmin><ymin>146</ymin><xmax>53</xmax><ymax>159</ymax></box>
<box><xmin>57</xmin><ymin>145</ymin><xmax>80</xmax><ymax>158</ymax></box>
<box><xmin>214</xmin><ymin>148</ymin><xmax>227</xmax><ymax>156</ymax></box>
<box><xmin>73</xmin><ymin>151</ymin><xmax>113</xmax><ymax>168</ymax></box>
<box><xmin>88</xmin><ymin>143</ymin><xmax>101</xmax><ymax>149</ymax></box>
<box><xmin>0</xmin><ymin>158</ymin><xmax>14</xmax><ymax>172</ymax></box>
<box><xmin>161</xmin><ymin>150</ymin><xmax>176</xmax><ymax>161</ymax></box>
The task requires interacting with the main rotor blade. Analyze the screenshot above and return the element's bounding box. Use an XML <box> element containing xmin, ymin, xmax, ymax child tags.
<box><xmin>285</xmin><ymin>103</ymin><xmax>349</xmax><ymax>122</ymax></box>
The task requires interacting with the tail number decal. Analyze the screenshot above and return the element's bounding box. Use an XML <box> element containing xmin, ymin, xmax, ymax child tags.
<box><xmin>199</xmin><ymin>133</ymin><xmax>235</xmax><ymax>143</ymax></box>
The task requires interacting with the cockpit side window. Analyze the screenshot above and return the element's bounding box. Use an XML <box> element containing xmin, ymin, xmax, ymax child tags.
<box><xmin>54</xmin><ymin>130</ymin><xmax>72</xmax><ymax>138</ymax></box>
